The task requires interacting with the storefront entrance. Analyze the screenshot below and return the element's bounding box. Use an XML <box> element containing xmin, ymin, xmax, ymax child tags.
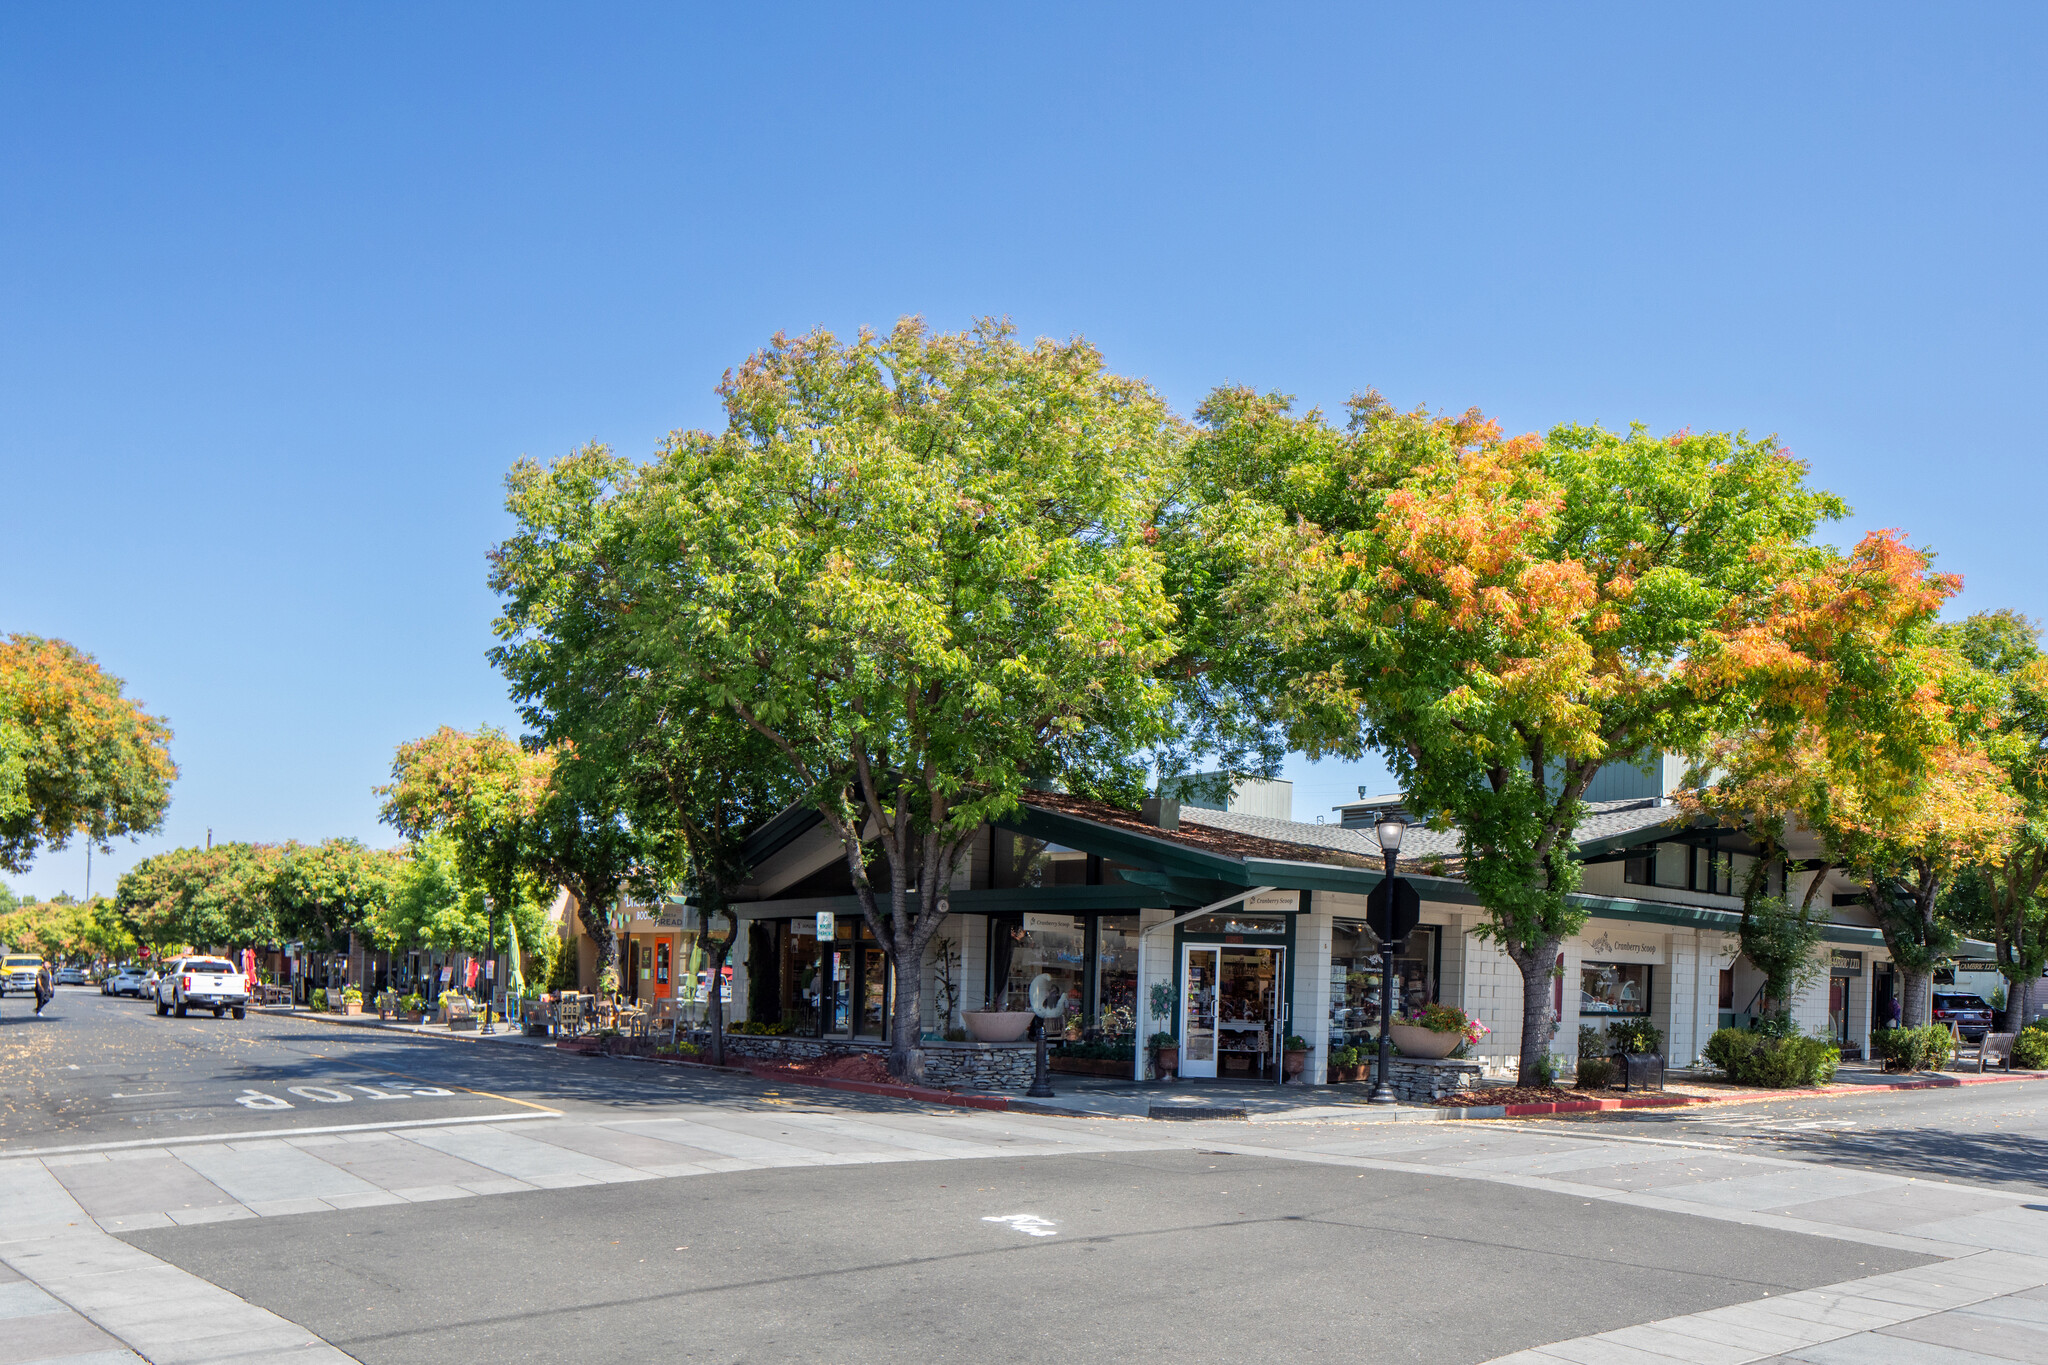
<box><xmin>1179</xmin><ymin>944</ymin><xmax>1284</xmax><ymax>1080</ymax></box>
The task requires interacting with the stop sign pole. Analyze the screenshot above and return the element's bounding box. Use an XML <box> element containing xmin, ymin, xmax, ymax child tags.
<box><xmin>1367</xmin><ymin>812</ymin><xmax>1418</xmax><ymax>1105</ymax></box>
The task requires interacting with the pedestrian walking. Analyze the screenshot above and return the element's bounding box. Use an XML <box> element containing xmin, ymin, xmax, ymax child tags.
<box><xmin>33</xmin><ymin>962</ymin><xmax>54</xmax><ymax>1017</ymax></box>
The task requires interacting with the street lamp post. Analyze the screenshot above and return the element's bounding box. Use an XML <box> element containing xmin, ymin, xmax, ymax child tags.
<box><xmin>480</xmin><ymin>897</ymin><xmax>497</xmax><ymax>1035</ymax></box>
<box><xmin>1369</xmin><ymin>812</ymin><xmax>1408</xmax><ymax>1105</ymax></box>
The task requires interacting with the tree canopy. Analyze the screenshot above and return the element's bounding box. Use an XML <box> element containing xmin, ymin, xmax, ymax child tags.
<box><xmin>1</xmin><ymin>634</ymin><xmax>176</xmax><ymax>873</ymax></box>
<box><xmin>593</xmin><ymin>319</ymin><xmax>1185</xmax><ymax>1078</ymax></box>
<box><xmin>116</xmin><ymin>842</ymin><xmax>281</xmax><ymax>955</ymax></box>
<box><xmin>1192</xmin><ymin>389</ymin><xmax>1848</xmax><ymax>1075</ymax></box>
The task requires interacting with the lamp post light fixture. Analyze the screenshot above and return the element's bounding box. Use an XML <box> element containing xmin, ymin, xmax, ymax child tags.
<box><xmin>1369</xmin><ymin>812</ymin><xmax>1408</xmax><ymax>1105</ymax></box>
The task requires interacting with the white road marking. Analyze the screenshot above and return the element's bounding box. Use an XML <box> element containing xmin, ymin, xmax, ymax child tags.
<box><xmin>983</xmin><ymin>1213</ymin><xmax>1059</xmax><ymax>1237</ymax></box>
<box><xmin>287</xmin><ymin>1086</ymin><xmax>355</xmax><ymax>1103</ymax></box>
<box><xmin>3</xmin><ymin>1110</ymin><xmax>562</xmax><ymax>1159</ymax></box>
<box><xmin>110</xmin><ymin>1091</ymin><xmax>177</xmax><ymax>1099</ymax></box>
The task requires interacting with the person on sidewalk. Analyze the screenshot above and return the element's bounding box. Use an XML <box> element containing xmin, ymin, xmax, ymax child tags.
<box><xmin>33</xmin><ymin>962</ymin><xmax>54</xmax><ymax>1017</ymax></box>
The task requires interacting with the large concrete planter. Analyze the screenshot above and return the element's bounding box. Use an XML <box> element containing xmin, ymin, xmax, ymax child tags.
<box><xmin>1388</xmin><ymin>1022</ymin><xmax>1461</xmax><ymax>1059</ymax></box>
<box><xmin>961</xmin><ymin>1010</ymin><xmax>1034</xmax><ymax>1043</ymax></box>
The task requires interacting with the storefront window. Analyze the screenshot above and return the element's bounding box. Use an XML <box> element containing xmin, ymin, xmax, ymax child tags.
<box><xmin>998</xmin><ymin>914</ymin><xmax>1087</xmax><ymax>1020</ymax></box>
<box><xmin>1580</xmin><ymin>961</ymin><xmax>1652</xmax><ymax>1017</ymax></box>
<box><xmin>779</xmin><ymin>924</ymin><xmax>823</xmax><ymax>1033</ymax></box>
<box><xmin>1329</xmin><ymin>920</ymin><xmax>1438</xmax><ymax>1052</ymax></box>
<box><xmin>1180</xmin><ymin>913</ymin><xmax>1286</xmax><ymax>936</ymax></box>
<box><xmin>992</xmin><ymin>831</ymin><xmax>1090</xmax><ymax>888</ymax></box>
<box><xmin>1095</xmin><ymin>916</ymin><xmax>1139</xmax><ymax>1036</ymax></box>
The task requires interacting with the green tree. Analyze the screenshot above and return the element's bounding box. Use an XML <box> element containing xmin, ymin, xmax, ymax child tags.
<box><xmin>374</xmin><ymin>831</ymin><xmax>550</xmax><ymax>961</ymax></box>
<box><xmin>1</xmin><ymin>634</ymin><xmax>177</xmax><ymax>872</ymax></box>
<box><xmin>1938</xmin><ymin>610</ymin><xmax>2048</xmax><ymax>1030</ymax></box>
<box><xmin>1194</xmin><ymin>390</ymin><xmax>1847</xmax><ymax>1077</ymax></box>
<box><xmin>115</xmin><ymin>843</ymin><xmax>281</xmax><ymax>955</ymax></box>
<box><xmin>616</xmin><ymin>321</ymin><xmax>1183</xmax><ymax>1079</ymax></box>
<box><xmin>272</xmin><ymin>839</ymin><xmax>403</xmax><ymax>959</ymax></box>
<box><xmin>379</xmin><ymin>727</ymin><xmax>553</xmax><ymax>1008</ymax></box>
<box><xmin>0</xmin><ymin>881</ymin><xmax>19</xmax><ymax>915</ymax></box>
<box><xmin>493</xmin><ymin>444</ymin><xmax>801</xmax><ymax>1059</ymax></box>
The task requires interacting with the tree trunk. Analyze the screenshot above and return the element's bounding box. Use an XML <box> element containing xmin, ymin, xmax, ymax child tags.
<box><xmin>1504</xmin><ymin>937</ymin><xmax>1563</xmax><ymax>1083</ymax></box>
<box><xmin>703</xmin><ymin>911</ymin><xmax>736</xmax><ymax>1067</ymax></box>
<box><xmin>572</xmin><ymin>894</ymin><xmax>616</xmax><ymax>993</ymax></box>
<box><xmin>2004</xmin><ymin>975</ymin><xmax>2033</xmax><ymax>1034</ymax></box>
<box><xmin>1899</xmin><ymin>966</ymin><xmax>1933</xmax><ymax>1029</ymax></box>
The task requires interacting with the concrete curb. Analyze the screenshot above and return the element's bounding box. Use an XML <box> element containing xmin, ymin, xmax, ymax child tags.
<box><xmin>589</xmin><ymin>1048</ymin><xmax>1018</xmax><ymax>1113</ymax></box>
<box><xmin>1435</xmin><ymin>1066</ymin><xmax>2048</xmax><ymax>1120</ymax></box>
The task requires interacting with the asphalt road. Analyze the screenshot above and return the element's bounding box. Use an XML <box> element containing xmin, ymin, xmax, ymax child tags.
<box><xmin>1526</xmin><ymin>1079</ymin><xmax>2048</xmax><ymax>1196</ymax></box>
<box><xmin>0</xmin><ymin>986</ymin><xmax>716</xmax><ymax>1151</ymax></box>
<box><xmin>123</xmin><ymin>1148</ymin><xmax>1926</xmax><ymax>1365</ymax></box>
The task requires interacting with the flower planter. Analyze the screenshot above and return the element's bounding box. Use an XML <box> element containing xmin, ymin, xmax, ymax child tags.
<box><xmin>1327</xmin><ymin>1063</ymin><xmax>1362</xmax><ymax>1084</ymax></box>
<box><xmin>1154</xmin><ymin>1047</ymin><xmax>1179</xmax><ymax>1080</ymax></box>
<box><xmin>960</xmin><ymin>1010</ymin><xmax>1034</xmax><ymax>1043</ymax></box>
<box><xmin>1282</xmin><ymin>1048</ymin><xmax>1308</xmax><ymax>1078</ymax></box>
<box><xmin>342</xmin><ymin>1001</ymin><xmax>363</xmax><ymax>1016</ymax></box>
<box><xmin>1387</xmin><ymin>1021</ymin><xmax>1460</xmax><ymax>1059</ymax></box>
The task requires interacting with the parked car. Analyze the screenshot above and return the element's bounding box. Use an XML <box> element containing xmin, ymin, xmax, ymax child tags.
<box><xmin>154</xmin><ymin>956</ymin><xmax>249</xmax><ymax>1019</ymax></box>
<box><xmin>103</xmin><ymin>966</ymin><xmax>150</xmax><ymax>996</ymax></box>
<box><xmin>1932</xmin><ymin>992</ymin><xmax>1994</xmax><ymax>1041</ymax></box>
<box><xmin>1</xmin><ymin>954</ymin><xmax>43</xmax><ymax>996</ymax></box>
<box><xmin>54</xmin><ymin>965</ymin><xmax>88</xmax><ymax>986</ymax></box>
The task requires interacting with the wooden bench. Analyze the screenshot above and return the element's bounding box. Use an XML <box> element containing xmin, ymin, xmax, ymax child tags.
<box><xmin>1979</xmin><ymin>1031</ymin><xmax>2016</xmax><ymax>1073</ymax></box>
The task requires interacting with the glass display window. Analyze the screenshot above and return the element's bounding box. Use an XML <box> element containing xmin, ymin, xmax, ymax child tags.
<box><xmin>992</xmin><ymin>831</ymin><xmax>1091</xmax><ymax>888</ymax></box>
<box><xmin>1094</xmin><ymin>915</ymin><xmax>1139</xmax><ymax>1037</ymax></box>
<box><xmin>1328</xmin><ymin>921</ymin><xmax>1438</xmax><ymax>1053</ymax></box>
<box><xmin>997</xmin><ymin>914</ymin><xmax>1087</xmax><ymax>1020</ymax></box>
<box><xmin>1180</xmin><ymin>913</ymin><xmax>1286</xmax><ymax>936</ymax></box>
<box><xmin>1580</xmin><ymin>961</ymin><xmax>1652</xmax><ymax>1017</ymax></box>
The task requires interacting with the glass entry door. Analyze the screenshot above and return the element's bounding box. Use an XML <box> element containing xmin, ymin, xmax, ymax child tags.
<box><xmin>1180</xmin><ymin>946</ymin><xmax>1219</xmax><ymax>1078</ymax></box>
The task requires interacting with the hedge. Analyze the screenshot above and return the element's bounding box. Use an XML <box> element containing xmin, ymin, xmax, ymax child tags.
<box><xmin>1704</xmin><ymin>1028</ymin><xmax>1840</xmax><ymax>1088</ymax></box>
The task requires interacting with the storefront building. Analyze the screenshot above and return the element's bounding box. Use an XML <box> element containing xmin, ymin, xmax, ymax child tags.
<box><xmin>588</xmin><ymin>776</ymin><xmax>1937</xmax><ymax>1084</ymax></box>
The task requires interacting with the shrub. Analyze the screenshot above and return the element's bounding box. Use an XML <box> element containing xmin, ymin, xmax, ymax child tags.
<box><xmin>942</xmin><ymin>1027</ymin><xmax>968</xmax><ymax>1042</ymax></box>
<box><xmin>1148</xmin><ymin>1031</ymin><xmax>1177</xmax><ymax>1049</ymax></box>
<box><xmin>1284</xmin><ymin>1034</ymin><xmax>1309</xmax><ymax>1052</ymax></box>
<box><xmin>1329</xmin><ymin>1046</ymin><xmax>1361</xmax><ymax>1068</ymax></box>
<box><xmin>2011</xmin><ymin>1026</ymin><xmax>2048</xmax><ymax>1071</ymax></box>
<box><xmin>341</xmin><ymin>986</ymin><xmax>363</xmax><ymax>1003</ymax></box>
<box><xmin>1578</xmin><ymin>1025</ymin><xmax>1608</xmax><ymax>1060</ymax></box>
<box><xmin>1608</xmin><ymin>1018</ymin><xmax>1665</xmax><ymax>1056</ymax></box>
<box><xmin>310</xmin><ymin>988</ymin><xmax>328</xmax><ymax>1012</ymax></box>
<box><xmin>1871</xmin><ymin>1025</ymin><xmax>1956</xmax><ymax>1073</ymax></box>
<box><xmin>1706</xmin><ymin>1027</ymin><xmax>1840</xmax><ymax>1087</ymax></box>
<box><xmin>398</xmin><ymin>992</ymin><xmax>426</xmax><ymax>1015</ymax></box>
<box><xmin>1525</xmin><ymin>1053</ymin><xmax>1560</xmax><ymax>1087</ymax></box>
<box><xmin>1576</xmin><ymin>1057</ymin><xmax>1617</xmax><ymax>1089</ymax></box>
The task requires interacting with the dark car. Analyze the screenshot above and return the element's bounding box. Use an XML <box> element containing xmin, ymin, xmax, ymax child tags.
<box><xmin>1932</xmin><ymin>992</ymin><xmax>1994</xmax><ymax>1041</ymax></box>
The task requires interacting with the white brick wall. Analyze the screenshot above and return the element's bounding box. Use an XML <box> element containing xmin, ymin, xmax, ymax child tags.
<box><xmin>1294</xmin><ymin>906</ymin><xmax>1334</xmax><ymax>1084</ymax></box>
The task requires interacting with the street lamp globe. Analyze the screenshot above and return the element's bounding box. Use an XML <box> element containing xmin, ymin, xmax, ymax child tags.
<box><xmin>1375</xmin><ymin>812</ymin><xmax>1408</xmax><ymax>856</ymax></box>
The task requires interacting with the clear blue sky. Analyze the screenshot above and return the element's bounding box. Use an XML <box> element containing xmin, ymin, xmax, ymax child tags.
<box><xmin>4</xmin><ymin>4</ymin><xmax>2044</xmax><ymax>901</ymax></box>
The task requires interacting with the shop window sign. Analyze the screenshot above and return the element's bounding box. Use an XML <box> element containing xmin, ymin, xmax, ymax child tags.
<box><xmin>1581</xmin><ymin>961</ymin><xmax>1652</xmax><ymax>1017</ymax></box>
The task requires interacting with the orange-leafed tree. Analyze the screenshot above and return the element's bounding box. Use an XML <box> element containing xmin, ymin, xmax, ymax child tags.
<box><xmin>1692</xmin><ymin>532</ymin><xmax>2021</xmax><ymax>1027</ymax></box>
<box><xmin>1</xmin><ymin>634</ymin><xmax>176</xmax><ymax>873</ymax></box>
<box><xmin>1192</xmin><ymin>389</ymin><xmax>1847</xmax><ymax>1079</ymax></box>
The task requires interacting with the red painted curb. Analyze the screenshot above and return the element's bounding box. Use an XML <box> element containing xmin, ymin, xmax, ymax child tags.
<box><xmin>1465</xmin><ymin>1068</ymin><xmax>2048</xmax><ymax>1118</ymax></box>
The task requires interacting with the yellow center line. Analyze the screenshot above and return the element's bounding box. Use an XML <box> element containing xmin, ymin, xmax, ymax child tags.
<box><xmin>350</xmin><ymin>1062</ymin><xmax>562</xmax><ymax>1114</ymax></box>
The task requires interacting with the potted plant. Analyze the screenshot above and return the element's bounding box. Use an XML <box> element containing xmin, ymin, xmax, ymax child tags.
<box><xmin>1282</xmin><ymin>1034</ymin><xmax>1310</xmax><ymax>1079</ymax></box>
<box><xmin>1150</xmin><ymin>1030</ymin><xmax>1178</xmax><ymax>1080</ymax></box>
<box><xmin>961</xmin><ymin>1008</ymin><xmax>1035</xmax><ymax>1042</ymax></box>
<box><xmin>399</xmin><ymin>992</ymin><xmax>426</xmax><ymax>1022</ymax></box>
<box><xmin>341</xmin><ymin>987</ymin><xmax>364</xmax><ymax>1016</ymax></box>
<box><xmin>1387</xmin><ymin>1002</ymin><xmax>1489</xmax><ymax>1060</ymax></box>
<box><xmin>1607</xmin><ymin>1018</ymin><xmax>1666</xmax><ymax>1090</ymax></box>
<box><xmin>1327</xmin><ymin>1046</ymin><xmax>1362</xmax><ymax>1083</ymax></box>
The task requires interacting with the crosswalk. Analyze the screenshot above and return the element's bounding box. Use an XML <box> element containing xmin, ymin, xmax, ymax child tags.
<box><xmin>4</xmin><ymin>1102</ymin><xmax>1183</xmax><ymax>1236</ymax></box>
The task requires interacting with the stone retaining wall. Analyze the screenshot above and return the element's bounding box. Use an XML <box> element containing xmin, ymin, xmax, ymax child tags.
<box><xmin>1373</xmin><ymin>1055</ymin><xmax>1486</xmax><ymax>1102</ymax></box>
<box><xmin>701</xmin><ymin>1033</ymin><xmax>1036</xmax><ymax>1091</ymax></box>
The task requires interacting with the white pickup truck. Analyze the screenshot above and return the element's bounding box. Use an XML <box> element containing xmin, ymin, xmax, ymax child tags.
<box><xmin>154</xmin><ymin>956</ymin><xmax>249</xmax><ymax>1019</ymax></box>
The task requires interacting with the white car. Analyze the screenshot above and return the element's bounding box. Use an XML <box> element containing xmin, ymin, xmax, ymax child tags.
<box><xmin>55</xmin><ymin>966</ymin><xmax>88</xmax><ymax>987</ymax></box>
<box><xmin>103</xmin><ymin>966</ymin><xmax>150</xmax><ymax>996</ymax></box>
<box><xmin>154</xmin><ymin>956</ymin><xmax>249</xmax><ymax>1019</ymax></box>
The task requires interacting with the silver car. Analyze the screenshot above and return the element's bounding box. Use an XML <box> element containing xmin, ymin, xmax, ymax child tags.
<box><xmin>103</xmin><ymin>966</ymin><xmax>150</xmax><ymax>996</ymax></box>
